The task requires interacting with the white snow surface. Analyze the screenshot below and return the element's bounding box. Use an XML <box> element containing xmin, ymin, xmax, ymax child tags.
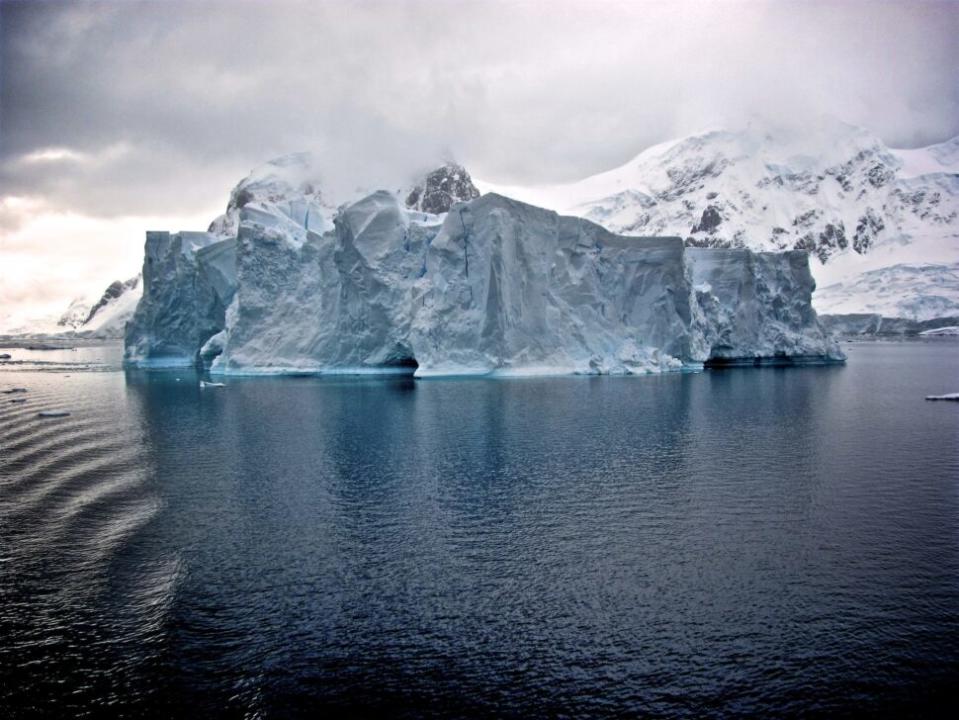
<box><xmin>125</xmin><ymin>156</ymin><xmax>842</xmax><ymax>375</ymax></box>
<box><xmin>815</xmin><ymin>263</ymin><xmax>959</xmax><ymax>321</ymax></box>
<box><xmin>80</xmin><ymin>279</ymin><xmax>143</xmax><ymax>337</ymax></box>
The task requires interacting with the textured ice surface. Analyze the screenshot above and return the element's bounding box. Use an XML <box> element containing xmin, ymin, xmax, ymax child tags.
<box><xmin>126</xmin><ymin>163</ymin><xmax>842</xmax><ymax>375</ymax></box>
<box><xmin>409</xmin><ymin>194</ymin><xmax>700</xmax><ymax>376</ymax></box>
<box><xmin>688</xmin><ymin>248</ymin><xmax>840</xmax><ymax>362</ymax></box>
<box><xmin>124</xmin><ymin>232</ymin><xmax>236</xmax><ymax>366</ymax></box>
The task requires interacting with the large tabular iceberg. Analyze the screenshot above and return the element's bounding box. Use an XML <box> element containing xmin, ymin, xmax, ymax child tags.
<box><xmin>125</xmin><ymin>159</ymin><xmax>843</xmax><ymax>376</ymax></box>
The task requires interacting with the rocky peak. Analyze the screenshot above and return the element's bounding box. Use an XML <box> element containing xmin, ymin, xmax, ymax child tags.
<box><xmin>405</xmin><ymin>163</ymin><xmax>480</xmax><ymax>214</ymax></box>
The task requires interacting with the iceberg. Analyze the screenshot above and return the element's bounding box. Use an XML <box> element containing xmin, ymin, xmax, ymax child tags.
<box><xmin>925</xmin><ymin>393</ymin><xmax>959</xmax><ymax>401</ymax></box>
<box><xmin>125</xmin><ymin>159</ymin><xmax>843</xmax><ymax>376</ymax></box>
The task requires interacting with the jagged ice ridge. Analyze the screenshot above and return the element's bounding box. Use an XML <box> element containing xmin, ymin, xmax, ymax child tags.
<box><xmin>124</xmin><ymin>156</ymin><xmax>842</xmax><ymax>376</ymax></box>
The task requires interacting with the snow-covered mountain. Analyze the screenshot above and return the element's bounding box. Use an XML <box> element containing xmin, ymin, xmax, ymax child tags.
<box><xmin>815</xmin><ymin>262</ymin><xmax>959</xmax><ymax>320</ymax></box>
<box><xmin>78</xmin><ymin>276</ymin><xmax>142</xmax><ymax>337</ymax></box>
<box><xmin>54</xmin><ymin>276</ymin><xmax>141</xmax><ymax>335</ymax></box>
<box><xmin>478</xmin><ymin>119</ymin><xmax>959</xmax><ymax>320</ymax></box>
<box><xmin>56</xmin><ymin>297</ymin><xmax>93</xmax><ymax>331</ymax></box>
<box><xmin>0</xmin><ymin>276</ymin><xmax>142</xmax><ymax>338</ymax></box>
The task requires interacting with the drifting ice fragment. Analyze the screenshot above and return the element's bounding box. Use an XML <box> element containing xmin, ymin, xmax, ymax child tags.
<box><xmin>925</xmin><ymin>393</ymin><xmax>959</xmax><ymax>402</ymax></box>
<box><xmin>200</xmin><ymin>380</ymin><xmax>226</xmax><ymax>388</ymax></box>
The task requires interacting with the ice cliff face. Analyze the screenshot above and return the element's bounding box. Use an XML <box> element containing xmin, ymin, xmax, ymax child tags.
<box><xmin>125</xmin><ymin>158</ymin><xmax>841</xmax><ymax>375</ymax></box>
<box><xmin>688</xmin><ymin>249</ymin><xmax>837</xmax><ymax>363</ymax></box>
<box><xmin>409</xmin><ymin>195</ymin><xmax>701</xmax><ymax>375</ymax></box>
<box><xmin>125</xmin><ymin>232</ymin><xmax>235</xmax><ymax>365</ymax></box>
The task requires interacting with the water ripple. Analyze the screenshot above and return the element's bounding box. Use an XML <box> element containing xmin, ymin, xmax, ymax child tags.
<box><xmin>1</xmin><ymin>342</ymin><xmax>959</xmax><ymax>717</ymax></box>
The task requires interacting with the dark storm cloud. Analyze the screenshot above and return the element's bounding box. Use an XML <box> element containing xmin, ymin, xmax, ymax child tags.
<box><xmin>1</xmin><ymin>0</ymin><xmax>958</xmax><ymax>220</ymax></box>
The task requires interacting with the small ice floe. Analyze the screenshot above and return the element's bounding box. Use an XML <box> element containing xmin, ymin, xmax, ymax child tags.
<box><xmin>2</xmin><ymin>388</ymin><xmax>27</xmax><ymax>394</ymax></box>
<box><xmin>200</xmin><ymin>380</ymin><xmax>226</xmax><ymax>388</ymax></box>
<box><xmin>919</xmin><ymin>326</ymin><xmax>959</xmax><ymax>337</ymax></box>
<box><xmin>925</xmin><ymin>393</ymin><xmax>959</xmax><ymax>402</ymax></box>
<box><xmin>37</xmin><ymin>411</ymin><xmax>71</xmax><ymax>418</ymax></box>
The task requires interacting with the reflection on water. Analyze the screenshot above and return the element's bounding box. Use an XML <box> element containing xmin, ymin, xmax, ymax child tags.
<box><xmin>1</xmin><ymin>341</ymin><xmax>959</xmax><ymax>717</ymax></box>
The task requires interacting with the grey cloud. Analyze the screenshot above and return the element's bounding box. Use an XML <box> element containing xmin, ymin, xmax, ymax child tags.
<box><xmin>1</xmin><ymin>0</ymin><xmax>958</xmax><ymax>219</ymax></box>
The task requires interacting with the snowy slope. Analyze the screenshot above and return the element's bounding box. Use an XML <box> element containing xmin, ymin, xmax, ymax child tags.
<box><xmin>815</xmin><ymin>262</ymin><xmax>959</xmax><ymax>320</ymax></box>
<box><xmin>78</xmin><ymin>276</ymin><xmax>142</xmax><ymax>337</ymax></box>
<box><xmin>478</xmin><ymin>120</ymin><xmax>959</xmax><ymax>319</ymax></box>
<box><xmin>56</xmin><ymin>298</ymin><xmax>93</xmax><ymax>331</ymax></box>
<box><xmin>0</xmin><ymin>276</ymin><xmax>142</xmax><ymax>339</ymax></box>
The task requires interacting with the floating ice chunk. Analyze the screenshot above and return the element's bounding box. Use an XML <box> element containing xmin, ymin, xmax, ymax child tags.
<box><xmin>200</xmin><ymin>380</ymin><xmax>225</xmax><ymax>388</ymax></box>
<box><xmin>919</xmin><ymin>326</ymin><xmax>959</xmax><ymax>336</ymax></box>
<box><xmin>925</xmin><ymin>393</ymin><xmax>959</xmax><ymax>401</ymax></box>
<box><xmin>126</xmin><ymin>179</ymin><xmax>843</xmax><ymax>376</ymax></box>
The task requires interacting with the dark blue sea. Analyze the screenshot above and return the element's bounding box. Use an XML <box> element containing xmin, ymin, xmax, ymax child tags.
<box><xmin>1</xmin><ymin>340</ymin><xmax>958</xmax><ymax>718</ymax></box>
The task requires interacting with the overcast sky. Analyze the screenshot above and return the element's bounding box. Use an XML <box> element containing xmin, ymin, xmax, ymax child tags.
<box><xmin>2</xmin><ymin>0</ymin><xmax>958</xmax><ymax>324</ymax></box>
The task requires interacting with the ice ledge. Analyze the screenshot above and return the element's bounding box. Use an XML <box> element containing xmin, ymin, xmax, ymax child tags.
<box><xmin>703</xmin><ymin>354</ymin><xmax>846</xmax><ymax>368</ymax></box>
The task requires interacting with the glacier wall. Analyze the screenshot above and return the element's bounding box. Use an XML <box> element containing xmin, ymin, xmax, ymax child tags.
<box><xmin>125</xmin><ymin>191</ymin><xmax>843</xmax><ymax>375</ymax></box>
<box><xmin>410</xmin><ymin>194</ymin><xmax>701</xmax><ymax>375</ymax></box>
<box><xmin>124</xmin><ymin>231</ymin><xmax>236</xmax><ymax>366</ymax></box>
<box><xmin>688</xmin><ymin>248</ymin><xmax>839</xmax><ymax>364</ymax></box>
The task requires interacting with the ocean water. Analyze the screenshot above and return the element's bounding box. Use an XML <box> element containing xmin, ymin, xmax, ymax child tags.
<box><xmin>1</xmin><ymin>340</ymin><xmax>958</xmax><ymax>718</ymax></box>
